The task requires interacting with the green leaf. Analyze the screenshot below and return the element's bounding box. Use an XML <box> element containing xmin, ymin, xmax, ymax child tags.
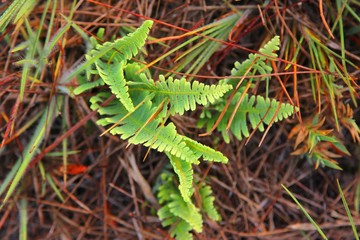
<box><xmin>90</xmin><ymin>20</ymin><xmax>153</xmax><ymax>63</ymax></box>
<box><xmin>182</xmin><ymin>137</ymin><xmax>228</xmax><ymax>163</ymax></box>
<box><xmin>221</xmin><ymin>35</ymin><xmax>280</xmax><ymax>87</ymax></box>
<box><xmin>90</xmin><ymin>94</ymin><xmax>198</xmax><ymax>163</ymax></box>
<box><xmin>167</xmin><ymin>193</ymin><xmax>202</xmax><ymax>232</ymax></box>
<box><xmin>145</xmin><ymin>75</ymin><xmax>232</xmax><ymax>115</ymax></box>
<box><xmin>95</xmin><ymin>60</ymin><xmax>134</xmax><ymax>112</ymax></box>
<box><xmin>282</xmin><ymin>184</ymin><xmax>328</xmax><ymax>240</ymax></box>
<box><xmin>65</xmin><ymin>20</ymin><xmax>153</xmax><ymax>87</ymax></box>
<box><xmin>167</xmin><ymin>153</ymin><xmax>194</xmax><ymax>203</ymax></box>
<box><xmin>199</xmin><ymin>184</ymin><xmax>221</xmax><ymax>221</ymax></box>
<box><xmin>73</xmin><ymin>78</ymin><xmax>104</xmax><ymax>95</ymax></box>
<box><xmin>157</xmin><ymin>173</ymin><xmax>202</xmax><ymax>234</ymax></box>
<box><xmin>200</xmin><ymin>93</ymin><xmax>298</xmax><ymax>143</ymax></box>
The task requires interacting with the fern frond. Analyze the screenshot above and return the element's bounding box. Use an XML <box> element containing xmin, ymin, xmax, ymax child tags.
<box><xmin>157</xmin><ymin>173</ymin><xmax>202</xmax><ymax>239</ymax></box>
<box><xmin>158</xmin><ymin>204</ymin><xmax>193</xmax><ymax>239</ymax></box>
<box><xmin>259</xmin><ymin>36</ymin><xmax>280</xmax><ymax>59</ymax></box>
<box><xmin>199</xmin><ymin>184</ymin><xmax>221</xmax><ymax>221</ymax></box>
<box><xmin>124</xmin><ymin>62</ymin><xmax>150</xmax><ymax>84</ymax></box>
<box><xmin>156</xmin><ymin>170</ymin><xmax>224</xmax><ymax>239</ymax></box>
<box><xmin>72</xmin><ymin>21</ymin><xmax>153</xmax><ymax>95</ymax></box>
<box><xmin>157</xmin><ymin>173</ymin><xmax>202</xmax><ymax>235</ymax></box>
<box><xmin>200</xmin><ymin>93</ymin><xmax>297</xmax><ymax>143</ymax></box>
<box><xmin>89</xmin><ymin>20</ymin><xmax>153</xmax><ymax>63</ymax></box>
<box><xmin>95</xmin><ymin>60</ymin><xmax>134</xmax><ymax>112</ymax></box>
<box><xmin>222</xmin><ymin>36</ymin><xmax>280</xmax><ymax>87</ymax></box>
<box><xmin>145</xmin><ymin>75</ymin><xmax>232</xmax><ymax>115</ymax></box>
<box><xmin>182</xmin><ymin>137</ymin><xmax>228</xmax><ymax>163</ymax></box>
<box><xmin>167</xmin><ymin>193</ymin><xmax>202</xmax><ymax>233</ymax></box>
<box><xmin>90</xmin><ymin>93</ymin><xmax>199</xmax><ymax>163</ymax></box>
<box><xmin>86</xmin><ymin>21</ymin><xmax>153</xmax><ymax>111</ymax></box>
<box><xmin>73</xmin><ymin>78</ymin><xmax>104</xmax><ymax>95</ymax></box>
<box><xmin>170</xmin><ymin>221</ymin><xmax>194</xmax><ymax>240</ymax></box>
<box><xmin>167</xmin><ymin>153</ymin><xmax>194</xmax><ymax>203</ymax></box>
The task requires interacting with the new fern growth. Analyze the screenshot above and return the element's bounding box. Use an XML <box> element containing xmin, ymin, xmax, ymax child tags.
<box><xmin>74</xmin><ymin>20</ymin><xmax>297</xmax><ymax>239</ymax></box>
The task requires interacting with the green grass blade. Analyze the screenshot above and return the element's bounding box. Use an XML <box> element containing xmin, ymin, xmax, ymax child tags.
<box><xmin>46</xmin><ymin>173</ymin><xmax>65</xmax><ymax>202</ymax></box>
<box><xmin>337</xmin><ymin>179</ymin><xmax>359</xmax><ymax>240</ymax></box>
<box><xmin>0</xmin><ymin>0</ymin><xmax>23</xmax><ymax>32</ymax></box>
<box><xmin>44</xmin><ymin>22</ymin><xmax>71</xmax><ymax>58</ymax></box>
<box><xmin>335</xmin><ymin>0</ymin><xmax>356</xmax><ymax>106</ymax></box>
<box><xmin>0</xmin><ymin>158</ymin><xmax>22</xmax><ymax>196</ymax></box>
<box><xmin>345</xmin><ymin>3</ymin><xmax>360</xmax><ymax>23</ymax></box>
<box><xmin>19</xmin><ymin>19</ymin><xmax>38</xmax><ymax>101</ymax></box>
<box><xmin>282</xmin><ymin>184</ymin><xmax>328</xmax><ymax>239</ymax></box>
<box><xmin>13</xmin><ymin>0</ymin><xmax>37</xmax><ymax>24</ymax></box>
<box><xmin>356</xmin><ymin>181</ymin><xmax>360</xmax><ymax>213</ymax></box>
<box><xmin>19</xmin><ymin>197</ymin><xmax>28</xmax><ymax>240</ymax></box>
<box><xmin>0</xmin><ymin>96</ymin><xmax>60</xmax><ymax>208</ymax></box>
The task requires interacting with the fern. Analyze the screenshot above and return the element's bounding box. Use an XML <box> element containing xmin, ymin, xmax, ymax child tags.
<box><xmin>167</xmin><ymin>153</ymin><xmax>194</xmax><ymax>203</ymax></box>
<box><xmin>157</xmin><ymin>173</ymin><xmax>202</xmax><ymax>238</ymax></box>
<box><xmin>73</xmin><ymin>78</ymin><xmax>104</xmax><ymax>95</ymax></box>
<box><xmin>75</xmin><ymin>22</ymin><xmax>295</xmax><ymax>239</ymax></box>
<box><xmin>200</xmin><ymin>36</ymin><xmax>298</xmax><ymax>143</ymax></box>
<box><xmin>74</xmin><ymin>20</ymin><xmax>153</xmax><ymax>108</ymax></box>
<box><xmin>134</xmin><ymin>75</ymin><xmax>233</xmax><ymax>115</ymax></box>
<box><xmin>90</xmin><ymin>93</ymin><xmax>199</xmax><ymax>163</ymax></box>
<box><xmin>157</xmin><ymin>172</ymin><xmax>221</xmax><ymax>239</ymax></box>
<box><xmin>182</xmin><ymin>136</ymin><xmax>228</xmax><ymax>163</ymax></box>
<box><xmin>95</xmin><ymin>60</ymin><xmax>134</xmax><ymax>112</ymax></box>
<box><xmin>221</xmin><ymin>36</ymin><xmax>280</xmax><ymax>88</ymax></box>
<box><xmin>199</xmin><ymin>183</ymin><xmax>221</xmax><ymax>221</ymax></box>
<box><xmin>200</xmin><ymin>93</ymin><xmax>297</xmax><ymax>143</ymax></box>
<box><xmin>88</xmin><ymin>20</ymin><xmax>153</xmax><ymax>63</ymax></box>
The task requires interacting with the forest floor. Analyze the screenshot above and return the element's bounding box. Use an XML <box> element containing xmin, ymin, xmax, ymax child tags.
<box><xmin>1</xmin><ymin>1</ymin><xmax>360</xmax><ymax>239</ymax></box>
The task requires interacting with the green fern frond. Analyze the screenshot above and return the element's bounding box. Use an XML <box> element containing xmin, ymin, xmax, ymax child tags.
<box><xmin>167</xmin><ymin>153</ymin><xmax>194</xmax><ymax>203</ymax></box>
<box><xmin>72</xmin><ymin>20</ymin><xmax>152</xmax><ymax>95</ymax></box>
<box><xmin>144</xmin><ymin>75</ymin><xmax>232</xmax><ymax>115</ymax></box>
<box><xmin>89</xmin><ymin>20</ymin><xmax>153</xmax><ymax>63</ymax></box>
<box><xmin>166</xmin><ymin>192</ymin><xmax>202</xmax><ymax>233</ymax></box>
<box><xmin>157</xmin><ymin>171</ymin><xmax>223</xmax><ymax>239</ymax></box>
<box><xmin>200</xmin><ymin>93</ymin><xmax>297</xmax><ymax>143</ymax></box>
<box><xmin>124</xmin><ymin>62</ymin><xmax>150</xmax><ymax>84</ymax></box>
<box><xmin>169</xmin><ymin>221</ymin><xmax>193</xmax><ymax>240</ymax></box>
<box><xmin>259</xmin><ymin>36</ymin><xmax>280</xmax><ymax>59</ymax></box>
<box><xmin>199</xmin><ymin>36</ymin><xmax>297</xmax><ymax>143</ymax></box>
<box><xmin>157</xmin><ymin>173</ymin><xmax>203</xmax><ymax>238</ymax></box>
<box><xmin>182</xmin><ymin>137</ymin><xmax>228</xmax><ymax>163</ymax></box>
<box><xmin>199</xmin><ymin>184</ymin><xmax>221</xmax><ymax>221</ymax></box>
<box><xmin>90</xmin><ymin>93</ymin><xmax>199</xmax><ymax>163</ymax></box>
<box><xmin>84</xmin><ymin>20</ymin><xmax>152</xmax><ymax>110</ymax></box>
<box><xmin>73</xmin><ymin>78</ymin><xmax>104</xmax><ymax>95</ymax></box>
<box><xmin>95</xmin><ymin>60</ymin><xmax>134</xmax><ymax>112</ymax></box>
<box><xmin>157</xmin><ymin>202</ymin><xmax>194</xmax><ymax>239</ymax></box>
<box><xmin>222</xmin><ymin>36</ymin><xmax>280</xmax><ymax>87</ymax></box>
<box><xmin>157</xmin><ymin>173</ymin><xmax>176</xmax><ymax>203</ymax></box>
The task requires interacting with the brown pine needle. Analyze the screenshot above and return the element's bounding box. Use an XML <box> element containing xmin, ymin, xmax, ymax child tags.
<box><xmin>319</xmin><ymin>0</ymin><xmax>335</xmax><ymax>39</ymax></box>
